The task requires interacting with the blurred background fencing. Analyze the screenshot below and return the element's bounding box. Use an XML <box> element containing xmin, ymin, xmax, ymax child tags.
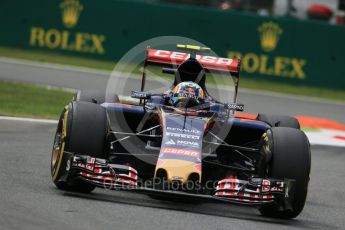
<box><xmin>160</xmin><ymin>0</ymin><xmax>345</xmax><ymax>23</ymax></box>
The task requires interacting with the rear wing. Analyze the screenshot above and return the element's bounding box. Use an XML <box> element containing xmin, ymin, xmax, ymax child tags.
<box><xmin>146</xmin><ymin>48</ymin><xmax>241</xmax><ymax>76</ymax></box>
<box><xmin>140</xmin><ymin>45</ymin><xmax>241</xmax><ymax>103</ymax></box>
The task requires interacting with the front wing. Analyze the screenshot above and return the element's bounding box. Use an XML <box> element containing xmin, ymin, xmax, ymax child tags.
<box><xmin>61</xmin><ymin>154</ymin><xmax>294</xmax><ymax>209</ymax></box>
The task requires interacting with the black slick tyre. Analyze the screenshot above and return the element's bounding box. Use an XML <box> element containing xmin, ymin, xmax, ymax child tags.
<box><xmin>257</xmin><ymin>114</ymin><xmax>300</xmax><ymax>129</ymax></box>
<box><xmin>51</xmin><ymin>101</ymin><xmax>108</xmax><ymax>193</ymax></box>
<box><xmin>74</xmin><ymin>90</ymin><xmax>120</xmax><ymax>104</ymax></box>
<box><xmin>259</xmin><ymin>127</ymin><xmax>311</xmax><ymax>219</ymax></box>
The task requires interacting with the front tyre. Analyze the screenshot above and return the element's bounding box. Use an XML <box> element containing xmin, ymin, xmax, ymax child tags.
<box><xmin>259</xmin><ymin>127</ymin><xmax>311</xmax><ymax>219</ymax></box>
<box><xmin>74</xmin><ymin>90</ymin><xmax>120</xmax><ymax>104</ymax></box>
<box><xmin>51</xmin><ymin>101</ymin><xmax>108</xmax><ymax>193</ymax></box>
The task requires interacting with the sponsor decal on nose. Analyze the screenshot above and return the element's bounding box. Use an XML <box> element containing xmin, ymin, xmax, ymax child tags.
<box><xmin>161</xmin><ymin>147</ymin><xmax>200</xmax><ymax>158</ymax></box>
<box><xmin>166</xmin><ymin>132</ymin><xmax>200</xmax><ymax>140</ymax></box>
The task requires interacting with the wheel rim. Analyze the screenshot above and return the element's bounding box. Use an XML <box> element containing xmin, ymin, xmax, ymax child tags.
<box><xmin>51</xmin><ymin>120</ymin><xmax>63</xmax><ymax>175</ymax></box>
<box><xmin>51</xmin><ymin>109</ymin><xmax>68</xmax><ymax>179</ymax></box>
<box><xmin>51</xmin><ymin>132</ymin><xmax>62</xmax><ymax>168</ymax></box>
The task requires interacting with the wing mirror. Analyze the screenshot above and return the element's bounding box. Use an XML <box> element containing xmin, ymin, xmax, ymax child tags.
<box><xmin>224</xmin><ymin>103</ymin><xmax>244</xmax><ymax>112</ymax></box>
<box><xmin>131</xmin><ymin>91</ymin><xmax>152</xmax><ymax>99</ymax></box>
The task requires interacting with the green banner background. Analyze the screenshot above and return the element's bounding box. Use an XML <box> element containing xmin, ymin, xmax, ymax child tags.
<box><xmin>0</xmin><ymin>0</ymin><xmax>344</xmax><ymax>89</ymax></box>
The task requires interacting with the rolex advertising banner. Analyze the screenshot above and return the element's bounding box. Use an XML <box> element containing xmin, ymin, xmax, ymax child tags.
<box><xmin>1</xmin><ymin>0</ymin><xmax>345</xmax><ymax>89</ymax></box>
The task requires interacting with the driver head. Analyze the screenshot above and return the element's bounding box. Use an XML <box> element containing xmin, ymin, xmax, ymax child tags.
<box><xmin>170</xmin><ymin>81</ymin><xmax>205</xmax><ymax>108</ymax></box>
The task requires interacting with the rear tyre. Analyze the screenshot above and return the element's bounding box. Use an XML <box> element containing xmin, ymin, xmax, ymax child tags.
<box><xmin>51</xmin><ymin>101</ymin><xmax>108</xmax><ymax>193</ymax></box>
<box><xmin>259</xmin><ymin>127</ymin><xmax>311</xmax><ymax>219</ymax></box>
<box><xmin>257</xmin><ymin>114</ymin><xmax>300</xmax><ymax>129</ymax></box>
<box><xmin>74</xmin><ymin>90</ymin><xmax>120</xmax><ymax>104</ymax></box>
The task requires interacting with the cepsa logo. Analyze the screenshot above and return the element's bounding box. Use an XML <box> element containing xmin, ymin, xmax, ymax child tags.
<box><xmin>228</xmin><ymin>21</ymin><xmax>307</xmax><ymax>79</ymax></box>
<box><xmin>29</xmin><ymin>0</ymin><xmax>106</xmax><ymax>55</ymax></box>
<box><xmin>161</xmin><ymin>147</ymin><xmax>200</xmax><ymax>158</ymax></box>
<box><xmin>153</xmin><ymin>50</ymin><xmax>234</xmax><ymax>65</ymax></box>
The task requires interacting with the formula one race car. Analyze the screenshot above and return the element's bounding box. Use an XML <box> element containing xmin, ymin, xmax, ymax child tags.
<box><xmin>51</xmin><ymin>44</ymin><xmax>311</xmax><ymax>219</ymax></box>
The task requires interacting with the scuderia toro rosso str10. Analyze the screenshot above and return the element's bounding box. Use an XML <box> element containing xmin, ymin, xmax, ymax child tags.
<box><xmin>51</xmin><ymin>44</ymin><xmax>311</xmax><ymax>219</ymax></box>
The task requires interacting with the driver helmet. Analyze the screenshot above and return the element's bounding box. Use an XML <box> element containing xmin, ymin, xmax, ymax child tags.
<box><xmin>170</xmin><ymin>81</ymin><xmax>205</xmax><ymax>108</ymax></box>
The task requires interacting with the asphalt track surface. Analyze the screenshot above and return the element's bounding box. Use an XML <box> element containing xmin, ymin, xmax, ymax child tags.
<box><xmin>1</xmin><ymin>58</ymin><xmax>345</xmax><ymax>229</ymax></box>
